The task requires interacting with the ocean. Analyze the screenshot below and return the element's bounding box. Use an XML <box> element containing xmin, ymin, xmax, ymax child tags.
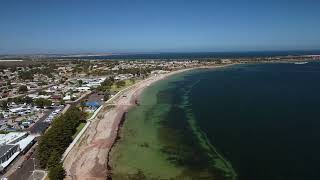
<box><xmin>65</xmin><ymin>50</ymin><xmax>320</xmax><ymax>60</ymax></box>
<box><xmin>110</xmin><ymin>61</ymin><xmax>320</xmax><ymax>180</ymax></box>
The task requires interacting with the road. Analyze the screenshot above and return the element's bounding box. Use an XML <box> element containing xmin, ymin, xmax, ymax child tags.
<box><xmin>0</xmin><ymin>108</ymin><xmax>54</xmax><ymax>179</ymax></box>
<box><xmin>28</xmin><ymin>108</ymin><xmax>54</xmax><ymax>135</ymax></box>
<box><xmin>3</xmin><ymin>108</ymin><xmax>57</xmax><ymax>180</ymax></box>
<box><xmin>6</xmin><ymin>93</ymin><xmax>92</xmax><ymax>180</ymax></box>
<box><xmin>5</xmin><ymin>107</ymin><xmax>58</xmax><ymax>180</ymax></box>
<box><xmin>8</xmin><ymin>147</ymin><xmax>40</xmax><ymax>180</ymax></box>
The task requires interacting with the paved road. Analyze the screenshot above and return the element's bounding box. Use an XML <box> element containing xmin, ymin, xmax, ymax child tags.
<box><xmin>6</xmin><ymin>93</ymin><xmax>94</xmax><ymax>180</ymax></box>
<box><xmin>5</xmin><ymin>108</ymin><xmax>58</xmax><ymax>180</ymax></box>
<box><xmin>8</xmin><ymin>147</ymin><xmax>40</xmax><ymax>180</ymax></box>
<box><xmin>28</xmin><ymin>108</ymin><xmax>54</xmax><ymax>135</ymax></box>
<box><xmin>0</xmin><ymin>109</ymin><xmax>54</xmax><ymax>179</ymax></box>
<box><xmin>28</xmin><ymin>170</ymin><xmax>46</xmax><ymax>180</ymax></box>
<box><xmin>7</xmin><ymin>102</ymin><xmax>83</xmax><ymax>180</ymax></box>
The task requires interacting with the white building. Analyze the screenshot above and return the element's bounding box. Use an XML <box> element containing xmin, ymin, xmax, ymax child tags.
<box><xmin>0</xmin><ymin>132</ymin><xmax>36</xmax><ymax>172</ymax></box>
<box><xmin>76</xmin><ymin>87</ymin><xmax>91</xmax><ymax>92</ymax></box>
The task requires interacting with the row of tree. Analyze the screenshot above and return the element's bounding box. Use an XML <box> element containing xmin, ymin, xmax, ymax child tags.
<box><xmin>36</xmin><ymin>107</ymin><xmax>85</xmax><ymax>180</ymax></box>
<box><xmin>96</xmin><ymin>77</ymin><xmax>115</xmax><ymax>100</ymax></box>
<box><xmin>18</xmin><ymin>67</ymin><xmax>55</xmax><ymax>80</ymax></box>
<box><xmin>117</xmin><ymin>67</ymin><xmax>152</xmax><ymax>76</ymax></box>
<box><xmin>33</xmin><ymin>98</ymin><xmax>52</xmax><ymax>107</ymax></box>
<box><xmin>0</xmin><ymin>97</ymin><xmax>52</xmax><ymax>110</ymax></box>
<box><xmin>18</xmin><ymin>85</ymin><xmax>28</xmax><ymax>93</ymax></box>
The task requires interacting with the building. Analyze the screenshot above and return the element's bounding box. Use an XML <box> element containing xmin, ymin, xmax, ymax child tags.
<box><xmin>0</xmin><ymin>132</ymin><xmax>36</xmax><ymax>172</ymax></box>
<box><xmin>76</xmin><ymin>87</ymin><xmax>91</xmax><ymax>92</ymax></box>
<box><xmin>0</xmin><ymin>144</ymin><xmax>20</xmax><ymax>170</ymax></box>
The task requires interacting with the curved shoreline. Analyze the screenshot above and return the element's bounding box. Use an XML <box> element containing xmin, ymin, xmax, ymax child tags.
<box><xmin>107</xmin><ymin>64</ymin><xmax>237</xmax><ymax>179</ymax></box>
<box><xmin>63</xmin><ymin>64</ymin><xmax>235</xmax><ymax>180</ymax></box>
<box><xmin>106</xmin><ymin>112</ymin><xmax>127</xmax><ymax>180</ymax></box>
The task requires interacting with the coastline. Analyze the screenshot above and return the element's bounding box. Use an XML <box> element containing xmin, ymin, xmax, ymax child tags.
<box><xmin>63</xmin><ymin>64</ymin><xmax>234</xmax><ymax>180</ymax></box>
<box><xmin>107</xmin><ymin>61</ymin><xmax>317</xmax><ymax>179</ymax></box>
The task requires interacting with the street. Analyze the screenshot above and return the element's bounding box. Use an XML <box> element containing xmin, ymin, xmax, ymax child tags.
<box><xmin>28</xmin><ymin>108</ymin><xmax>54</xmax><ymax>135</ymax></box>
<box><xmin>2</xmin><ymin>108</ymin><xmax>56</xmax><ymax>180</ymax></box>
<box><xmin>4</xmin><ymin>94</ymin><xmax>93</xmax><ymax>180</ymax></box>
<box><xmin>8</xmin><ymin>148</ymin><xmax>39</xmax><ymax>180</ymax></box>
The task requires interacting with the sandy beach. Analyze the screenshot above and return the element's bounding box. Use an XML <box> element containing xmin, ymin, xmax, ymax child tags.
<box><xmin>63</xmin><ymin>65</ymin><xmax>231</xmax><ymax>180</ymax></box>
<box><xmin>63</xmin><ymin>67</ymin><xmax>196</xmax><ymax>180</ymax></box>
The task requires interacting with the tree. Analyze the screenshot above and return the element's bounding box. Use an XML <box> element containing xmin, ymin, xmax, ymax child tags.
<box><xmin>23</xmin><ymin>96</ymin><xmax>33</xmax><ymax>104</ymax></box>
<box><xmin>59</xmin><ymin>99</ymin><xmax>65</xmax><ymax>105</ymax></box>
<box><xmin>0</xmin><ymin>130</ymin><xmax>8</xmax><ymax>134</ymax></box>
<box><xmin>6</xmin><ymin>80</ymin><xmax>11</xmax><ymax>86</ymax></box>
<box><xmin>33</xmin><ymin>98</ymin><xmax>52</xmax><ymax>107</ymax></box>
<box><xmin>47</xmin><ymin>150</ymin><xmax>61</xmax><ymax>169</ymax></box>
<box><xmin>37</xmin><ymin>107</ymin><xmax>84</xmax><ymax>168</ymax></box>
<box><xmin>130</xmin><ymin>78</ymin><xmax>136</xmax><ymax>84</ymax></box>
<box><xmin>116</xmin><ymin>80</ymin><xmax>126</xmax><ymax>88</ymax></box>
<box><xmin>18</xmin><ymin>85</ymin><xmax>28</xmax><ymax>93</ymax></box>
<box><xmin>78</xmin><ymin>79</ymin><xmax>83</xmax><ymax>86</ymax></box>
<box><xmin>18</xmin><ymin>71</ymin><xmax>33</xmax><ymax>80</ymax></box>
<box><xmin>100</xmin><ymin>78</ymin><xmax>113</xmax><ymax>87</ymax></box>
<box><xmin>0</xmin><ymin>101</ymin><xmax>8</xmax><ymax>110</ymax></box>
<box><xmin>97</xmin><ymin>77</ymin><xmax>114</xmax><ymax>92</ymax></box>
<box><xmin>48</xmin><ymin>163</ymin><xmax>65</xmax><ymax>180</ymax></box>
<box><xmin>38</xmin><ymin>91</ymin><xmax>48</xmax><ymax>95</ymax></box>
<box><xmin>104</xmin><ymin>91</ymin><xmax>111</xmax><ymax>101</ymax></box>
<box><xmin>12</xmin><ymin>97</ymin><xmax>23</xmax><ymax>104</ymax></box>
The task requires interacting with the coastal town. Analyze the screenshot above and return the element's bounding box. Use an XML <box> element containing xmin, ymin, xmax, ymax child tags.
<box><xmin>2</xmin><ymin>0</ymin><xmax>320</xmax><ymax>179</ymax></box>
<box><xmin>0</xmin><ymin>55</ymin><xmax>319</xmax><ymax>180</ymax></box>
<box><xmin>0</xmin><ymin>58</ymin><xmax>227</xmax><ymax>180</ymax></box>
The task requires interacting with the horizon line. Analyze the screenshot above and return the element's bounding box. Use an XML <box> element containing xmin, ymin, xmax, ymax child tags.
<box><xmin>1</xmin><ymin>49</ymin><xmax>320</xmax><ymax>56</ymax></box>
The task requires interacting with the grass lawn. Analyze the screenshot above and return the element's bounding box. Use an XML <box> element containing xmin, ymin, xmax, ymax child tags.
<box><xmin>72</xmin><ymin>122</ymin><xmax>86</xmax><ymax>139</ymax></box>
<box><xmin>111</xmin><ymin>79</ymin><xmax>140</xmax><ymax>92</ymax></box>
<box><xmin>86</xmin><ymin>111</ymin><xmax>94</xmax><ymax>119</ymax></box>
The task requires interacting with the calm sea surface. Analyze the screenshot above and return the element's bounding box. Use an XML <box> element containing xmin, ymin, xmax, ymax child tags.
<box><xmin>64</xmin><ymin>50</ymin><xmax>320</xmax><ymax>60</ymax></box>
<box><xmin>111</xmin><ymin>62</ymin><xmax>320</xmax><ymax>180</ymax></box>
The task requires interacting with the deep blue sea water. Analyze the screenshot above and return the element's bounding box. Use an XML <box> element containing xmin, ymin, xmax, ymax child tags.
<box><xmin>181</xmin><ymin>62</ymin><xmax>320</xmax><ymax>180</ymax></box>
<box><xmin>111</xmin><ymin>61</ymin><xmax>320</xmax><ymax>180</ymax></box>
<box><xmin>65</xmin><ymin>50</ymin><xmax>320</xmax><ymax>60</ymax></box>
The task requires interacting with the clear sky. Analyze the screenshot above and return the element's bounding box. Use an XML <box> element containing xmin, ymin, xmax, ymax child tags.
<box><xmin>1</xmin><ymin>0</ymin><xmax>320</xmax><ymax>54</ymax></box>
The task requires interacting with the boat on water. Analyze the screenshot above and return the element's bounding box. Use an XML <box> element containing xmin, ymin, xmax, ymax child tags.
<box><xmin>294</xmin><ymin>62</ymin><xmax>308</xmax><ymax>65</ymax></box>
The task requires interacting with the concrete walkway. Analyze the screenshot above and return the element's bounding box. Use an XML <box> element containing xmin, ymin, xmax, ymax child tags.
<box><xmin>28</xmin><ymin>170</ymin><xmax>47</xmax><ymax>180</ymax></box>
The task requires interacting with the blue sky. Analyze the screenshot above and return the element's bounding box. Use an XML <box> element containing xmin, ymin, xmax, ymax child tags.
<box><xmin>0</xmin><ymin>0</ymin><xmax>320</xmax><ymax>54</ymax></box>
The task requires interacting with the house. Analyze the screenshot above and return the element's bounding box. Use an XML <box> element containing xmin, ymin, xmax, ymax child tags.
<box><xmin>76</xmin><ymin>87</ymin><xmax>90</xmax><ymax>92</ymax></box>
<box><xmin>50</xmin><ymin>95</ymin><xmax>62</xmax><ymax>101</ymax></box>
<box><xmin>0</xmin><ymin>119</ymin><xmax>7</xmax><ymax>131</ymax></box>
<box><xmin>63</xmin><ymin>95</ymin><xmax>71</xmax><ymax>101</ymax></box>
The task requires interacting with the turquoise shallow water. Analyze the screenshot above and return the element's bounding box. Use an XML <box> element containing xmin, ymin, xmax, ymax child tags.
<box><xmin>111</xmin><ymin>62</ymin><xmax>320</xmax><ymax>180</ymax></box>
<box><xmin>110</xmin><ymin>70</ymin><xmax>235</xmax><ymax>180</ymax></box>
